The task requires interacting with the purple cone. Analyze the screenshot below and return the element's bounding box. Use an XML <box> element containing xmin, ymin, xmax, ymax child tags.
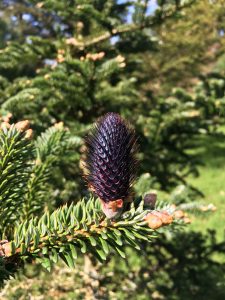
<box><xmin>84</xmin><ymin>112</ymin><xmax>138</xmax><ymax>204</ymax></box>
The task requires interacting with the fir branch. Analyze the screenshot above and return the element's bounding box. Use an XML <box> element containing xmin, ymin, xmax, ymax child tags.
<box><xmin>0</xmin><ymin>197</ymin><xmax>177</xmax><ymax>272</ymax></box>
<box><xmin>1</xmin><ymin>88</ymin><xmax>41</xmax><ymax>115</ymax></box>
<box><xmin>66</xmin><ymin>1</ymin><xmax>196</xmax><ymax>49</ymax></box>
<box><xmin>23</xmin><ymin>124</ymin><xmax>81</xmax><ymax>219</ymax></box>
<box><xmin>0</xmin><ymin>124</ymin><xmax>33</xmax><ymax>236</ymax></box>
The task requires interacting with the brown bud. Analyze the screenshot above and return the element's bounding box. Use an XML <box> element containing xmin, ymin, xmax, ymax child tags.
<box><xmin>0</xmin><ymin>242</ymin><xmax>11</xmax><ymax>257</ymax></box>
<box><xmin>144</xmin><ymin>193</ymin><xmax>157</xmax><ymax>209</ymax></box>
<box><xmin>2</xmin><ymin>112</ymin><xmax>12</xmax><ymax>123</ymax></box>
<box><xmin>0</xmin><ymin>240</ymin><xmax>8</xmax><ymax>257</ymax></box>
<box><xmin>144</xmin><ymin>213</ymin><xmax>163</xmax><ymax>229</ymax></box>
<box><xmin>1</xmin><ymin>122</ymin><xmax>11</xmax><ymax>129</ymax></box>
<box><xmin>36</xmin><ymin>2</ymin><xmax>44</xmax><ymax>8</ymax></box>
<box><xmin>173</xmin><ymin>210</ymin><xmax>185</xmax><ymax>219</ymax></box>
<box><xmin>100</xmin><ymin>199</ymin><xmax>124</xmax><ymax>219</ymax></box>
<box><xmin>183</xmin><ymin>217</ymin><xmax>191</xmax><ymax>224</ymax></box>
<box><xmin>57</xmin><ymin>55</ymin><xmax>65</xmax><ymax>63</ymax></box>
<box><xmin>170</xmin><ymin>204</ymin><xmax>177</xmax><ymax>210</ymax></box>
<box><xmin>24</xmin><ymin>129</ymin><xmax>33</xmax><ymax>140</ymax></box>
<box><xmin>15</xmin><ymin>120</ymin><xmax>30</xmax><ymax>132</ymax></box>
<box><xmin>58</xmin><ymin>49</ymin><xmax>65</xmax><ymax>55</ymax></box>
<box><xmin>77</xmin><ymin>21</ymin><xmax>84</xmax><ymax>30</ymax></box>
<box><xmin>115</xmin><ymin>55</ymin><xmax>125</xmax><ymax>63</ymax></box>
<box><xmin>119</xmin><ymin>62</ymin><xmax>126</xmax><ymax>68</ymax></box>
<box><xmin>200</xmin><ymin>205</ymin><xmax>208</xmax><ymax>212</ymax></box>
<box><xmin>44</xmin><ymin>74</ymin><xmax>50</xmax><ymax>79</ymax></box>
<box><xmin>151</xmin><ymin>211</ymin><xmax>173</xmax><ymax>225</ymax></box>
<box><xmin>54</xmin><ymin>121</ymin><xmax>64</xmax><ymax>129</ymax></box>
<box><xmin>208</xmin><ymin>204</ymin><xmax>217</xmax><ymax>211</ymax></box>
<box><xmin>98</xmin><ymin>52</ymin><xmax>105</xmax><ymax>59</ymax></box>
<box><xmin>66</xmin><ymin>37</ymin><xmax>78</xmax><ymax>46</ymax></box>
<box><xmin>86</xmin><ymin>52</ymin><xmax>105</xmax><ymax>61</ymax></box>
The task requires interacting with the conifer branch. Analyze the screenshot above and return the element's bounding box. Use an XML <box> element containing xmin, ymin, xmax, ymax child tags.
<box><xmin>0</xmin><ymin>112</ymin><xmax>207</xmax><ymax>289</ymax></box>
<box><xmin>0</xmin><ymin>197</ymin><xmax>177</xmax><ymax>273</ymax></box>
<box><xmin>23</xmin><ymin>124</ymin><xmax>80</xmax><ymax>219</ymax></box>
<box><xmin>66</xmin><ymin>1</ymin><xmax>196</xmax><ymax>49</ymax></box>
<box><xmin>0</xmin><ymin>123</ymin><xmax>32</xmax><ymax>236</ymax></box>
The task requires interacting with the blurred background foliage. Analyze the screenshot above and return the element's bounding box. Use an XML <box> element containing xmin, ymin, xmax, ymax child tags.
<box><xmin>0</xmin><ymin>0</ymin><xmax>225</xmax><ymax>299</ymax></box>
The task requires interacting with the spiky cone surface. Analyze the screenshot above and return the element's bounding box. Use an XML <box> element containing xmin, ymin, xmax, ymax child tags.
<box><xmin>83</xmin><ymin>112</ymin><xmax>138</xmax><ymax>218</ymax></box>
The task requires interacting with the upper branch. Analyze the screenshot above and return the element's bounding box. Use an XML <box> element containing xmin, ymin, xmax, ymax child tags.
<box><xmin>66</xmin><ymin>1</ymin><xmax>196</xmax><ymax>49</ymax></box>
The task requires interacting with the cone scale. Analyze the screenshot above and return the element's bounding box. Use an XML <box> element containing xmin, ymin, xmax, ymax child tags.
<box><xmin>83</xmin><ymin>112</ymin><xmax>138</xmax><ymax>218</ymax></box>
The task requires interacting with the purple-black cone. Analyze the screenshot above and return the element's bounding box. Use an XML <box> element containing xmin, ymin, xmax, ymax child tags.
<box><xmin>83</xmin><ymin>113</ymin><xmax>138</xmax><ymax>215</ymax></box>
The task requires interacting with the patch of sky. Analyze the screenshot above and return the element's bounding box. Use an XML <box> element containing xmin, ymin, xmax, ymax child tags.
<box><xmin>22</xmin><ymin>13</ymin><xmax>32</xmax><ymax>22</ymax></box>
<box><xmin>118</xmin><ymin>0</ymin><xmax>158</xmax><ymax>24</ymax></box>
<box><xmin>147</xmin><ymin>0</ymin><xmax>158</xmax><ymax>16</ymax></box>
<box><xmin>44</xmin><ymin>58</ymin><xmax>56</xmax><ymax>66</ymax></box>
<box><xmin>111</xmin><ymin>35</ymin><xmax>120</xmax><ymax>45</ymax></box>
<box><xmin>111</xmin><ymin>1</ymin><xmax>158</xmax><ymax>44</ymax></box>
<box><xmin>11</xmin><ymin>15</ymin><xmax>17</xmax><ymax>22</ymax></box>
<box><xmin>25</xmin><ymin>37</ymin><xmax>33</xmax><ymax>44</ymax></box>
<box><xmin>219</xmin><ymin>29</ymin><xmax>224</xmax><ymax>37</ymax></box>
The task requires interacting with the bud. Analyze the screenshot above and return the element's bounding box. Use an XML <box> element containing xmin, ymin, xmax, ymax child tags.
<box><xmin>144</xmin><ymin>213</ymin><xmax>163</xmax><ymax>229</ymax></box>
<box><xmin>151</xmin><ymin>211</ymin><xmax>173</xmax><ymax>225</ymax></box>
<box><xmin>66</xmin><ymin>38</ymin><xmax>78</xmax><ymax>46</ymax></box>
<box><xmin>208</xmin><ymin>203</ymin><xmax>217</xmax><ymax>211</ymax></box>
<box><xmin>77</xmin><ymin>21</ymin><xmax>84</xmax><ymax>31</ymax></box>
<box><xmin>58</xmin><ymin>49</ymin><xmax>65</xmax><ymax>55</ymax></box>
<box><xmin>101</xmin><ymin>199</ymin><xmax>124</xmax><ymax>219</ymax></box>
<box><xmin>86</xmin><ymin>52</ymin><xmax>105</xmax><ymax>61</ymax></box>
<box><xmin>144</xmin><ymin>193</ymin><xmax>157</xmax><ymax>209</ymax></box>
<box><xmin>36</xmin><ymin>2</ymin><xmax>44</xmax><ymax>8</ymax></box>
<box><xmin>15</xmin><ymin>120</ymin><xmax>30</xmax><ymax>132</ymax></box>
<box><xmin>1</xmin><ymin>122</ymin><xmax>10</xmax><ymax>129</ymax></box>
<box><xmin>0</xmin><ymin>240</ymin><xmax>8</xmax><ymax>257</ymax></box>
<box><xmin>98</xmin><ymin>52</ymin><xmax>105</xmax><ymax>59</ymax></box>
<box><xmin>119</xmin><ymin>62</ymin><xmax>126</xmax><ymax>68</ymax></box>
<box><xmin>24</xmin><ymin>129</ymin><xmax>33</xmax><ymax>140</ymax></box>
<box><xmin>173</xmin><ymin>210</ymin><xmax>185</xmax><ymax>219</ymax></box>
<box><xmin>57</xmin><ymin>54</ymin><xmax>65</xmax><ymax>63</ymax></box>
<box><xmin>183</xmin><ymin>217</ymin><xmax>191</xmax><ymax>224</ymax></box>
<box><xmin>54</xmin><ymin>121</ymin><xmax>64</xmax><ymax>129</ymax></box>
<box><xmin>44</xmin><ymin>74</ymin><xmax>50</xmax><ymax>80</ymax></box>
<box><xmin>0</xmin><ymin>240</ymin><xmax>11</xmax><ymax>257</ymax></box>
<box><xmin>170</xmin><ymin>204</ymin><xmax>177</xmax><ymax>211</ymax></box>
<box><xmin>2</xmin><ymin>113</ymin><xmax>12</xmax><ymax>123</ymax></box>
<box><xmin>115</xmin><ymin>55</ymin><xmax>125</xmax><ymax>63</ymax></box>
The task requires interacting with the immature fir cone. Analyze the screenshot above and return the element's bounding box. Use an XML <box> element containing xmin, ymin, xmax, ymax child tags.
<box><xmin>83</xmin><ymin>112</ymin><xmax>138</xmax><ymax>218</ymax></box>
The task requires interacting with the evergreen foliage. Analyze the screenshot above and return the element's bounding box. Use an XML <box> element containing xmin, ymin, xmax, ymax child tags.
<box><xmin>0</xmin><ymin>121</ymin><xmax>182</xmax><ymax>288</ymax></box>
<box><xmin>0</xmin><ymin>0</ymin><xmax>224</xmax><ymax>297</ymax></box>
<box><xmin>0</xmin><ymin>124</ymin><xmax>32</xmax><ymax>234</ymax></box>
<box><xmin>141</xmin><ymin>0</ymin><xmax>225</xmax><ymax>95</ymax></box>
<box><xmin>0</xmin><ymin>0</ymin><xmax>223</xmax><ymax>198</ymax></box>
